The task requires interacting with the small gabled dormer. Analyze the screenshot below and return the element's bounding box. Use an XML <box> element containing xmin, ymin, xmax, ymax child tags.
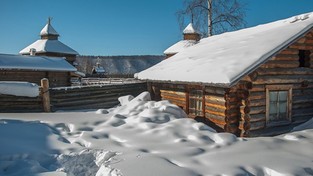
<box><xmin>40</xmin><ymin>18</ymin><xmax>59</xmax><ymax>40</ymax></box>
<box><xmin>183</xmin><ymin>23</ymin><xmax>201</xmax><ymax>41</ymax></box>
<box><xmin>164</xmin><ymin>23</ymin><xmax>201</xmax><ymax>59</ymax></box>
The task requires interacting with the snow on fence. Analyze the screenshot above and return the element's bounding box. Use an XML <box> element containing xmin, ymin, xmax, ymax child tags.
<box><xmin>0</xmin><ymin>78</ymin><xmax>147</xmax><ymax>112</ymax></box>
<box><xmin>81</xmin><ymin>78</ymin><xmax>143</xmax><ymax>85</ymax></box>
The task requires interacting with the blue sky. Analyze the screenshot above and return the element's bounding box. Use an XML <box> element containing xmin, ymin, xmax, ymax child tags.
<box><xmin>1</xmin><ymin>0</ymin><xmax>313</xmax><ymax>56</ymax></box>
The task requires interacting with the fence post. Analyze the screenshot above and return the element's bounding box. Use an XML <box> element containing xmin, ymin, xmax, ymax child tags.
<box><xmin>41</xmin><ymin>78</ymin><xmax>51</xmax><ymax>112</ymax></box>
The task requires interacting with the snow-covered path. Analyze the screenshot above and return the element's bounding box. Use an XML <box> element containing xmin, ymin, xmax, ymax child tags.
<box><xmin>0</xmin><ymin>92</ymin><xmax>313</xmax><ymax>176</ymax></box>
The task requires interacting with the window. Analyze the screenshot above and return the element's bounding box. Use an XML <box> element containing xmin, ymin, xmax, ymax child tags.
<box><xmin>266</xmin><ymin>86</ymin><xmax>292</xmax><ymax>127</ymax></box>
<box><xmin>299</xmin><ymin>50</ymin><xmax>311</xmax><ymax>68</ymax></box>
<box><xmin>189</xmin><ymin>90</ymin><xmax>204</xmax><ymax>116</ymax></box>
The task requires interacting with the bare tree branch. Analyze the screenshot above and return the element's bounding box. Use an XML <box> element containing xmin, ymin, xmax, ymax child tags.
<box><xmin>177</xmin><ymin>0</ymin><xmax>247</xmax><ymax>37</ymax></box>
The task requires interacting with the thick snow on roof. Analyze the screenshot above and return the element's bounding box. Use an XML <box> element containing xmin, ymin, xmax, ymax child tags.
<box><xmin>0</xmin><ymin>54</ymin><xmax>77</xmax><ymax>72</ymax></box>
<box><xmin>19</xmin><ymin>39</ymin><xmax>79</xmax><ymax>55</ymax></box>
<box><xmin>164</xmin><ymin>40</ymin><xmax>198</xmax><ymax>55</ymax></box>
<box><xmin>138</xmin><ymin>12</ymin><xmax>313</xmax><ymax>86</ymax></box>
<box><xmin>40</xmin><ymin>22</ymin><xmax>59</xmax><ymax>36</ymax></box>
<box><xmin>183</xmin><ymin>23</ymin><xmax>198</xmax><ymax>34</ymax></box>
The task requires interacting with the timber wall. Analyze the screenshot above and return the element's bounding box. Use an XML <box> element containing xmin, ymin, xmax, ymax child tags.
<box><xmin>0</xmin><ymin>94</ymin><xmax>43</xmax><ymax>112</ymax></box>
<box><xmin>150</xmin><ymin>83</ymin><xmax>232</xmax><ymax>133</ymax></box>
<box><xmin>0</xmin><ymin>71</ymin><xmax>70</xmax><ymax>87</ymax></box>
<box><xmin>0</xmin><ymin>82</ymin><xmax>147</xmax><ymax>112</ymax></box>
<box><xmin>50</xmin><ymin>83</ymin><xmax>147</xmax><ymax>111</ymax></box>
<box><xmin>245</xmin><ymin>30</ymin><xmax>313</xmax><ymax>136</ymax></box>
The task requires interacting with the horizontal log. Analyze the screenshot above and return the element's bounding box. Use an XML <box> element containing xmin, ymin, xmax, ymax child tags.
<box><xmin>53</xmin><ymin>101</ymin><xmax>119</xmax><ymax>111</ymax></box>
<box><xmin>279</xmin><ymin>48</ymin><xmax>299</xmax><ymax>55</ymax></box>
<box><xmin>52</xmin><ymin>96</ymin><xmax>121</xmax><ymax>107</ymax></box>
<box><xmin>292</xmin><ymin>102</ymin><xmax>313</xmax><ymax>109</ymax></box>
<box><xmin>160</xmin><ymin>90</ymin><xmax>186</xmax><ymax>96</ymax></box>
<box><xmin>260</xmin><ymin>60</ymin><xmax>300</xmax><ymax>68</ymax></box>
<box><xmin>272</xmin><ymin>54</ymin><xmax>299</xmax><ymax>61</ymax></box>
<box><xmin>250</xmin><ymin>99</ymin><xmax>266</xmax><ymax>107</ymax></box>
<box><xmin>250</xmin><ymin>114</ymin><xmax>266</xmax><ymax>122</ymax></box>
<box><xmin>257</xmin><ymin>68</ymin><xmax>313</xmax><ymax>76</ymax></box>
<box><xmin>51</xmin><ymin>87</ymin><xmax>145</xmax><ymax>98</ymax></box>
<box><xmin>292</xmin><ymin>107</ymin><xmax>313</xmax><ymax>116</ymax></box>
<box><xmin>205</xmin><ymin>95</ymin><xmax>226</xmax><ymax>104</ymax></box>
<box><xmin>254</xmin><ymin>76</ymin><xmax>313</xmax><ymax>85</ymax></box>
<box><xmin>249</xmin><ymin>92</ymin><xmax>265</xmax><ymax>100</ymax></box>
<box><xmin>249</xmin><ymin>121</ymin><xmax>266</xmax><ymax>131</ymax></box>
<box><xmin>289</xmin><ymin>43</ymin><xmax>313</xmax><ymax>50</ymax></box>
<box><xmin>205</xmin><ymin>114</ymin><xmax>227</xmax><ymax>128</ymax></box>
<box><xmin>205</xmin><ymin>102</ymin><xmax>226</xmax><ymax>110</ymax></box>
<box><xmin>293</xmin><ymin>89</ymin><xmax>313</xmax><ymax>96</ymax></box>
<box><xmin>205</xmin><ymin>87</ymin><xmax>225</xmax><ymax>95</ymax></box>
<box><xmin>161</xmin><ymin>94</ymin><xmax>186</xmax><ymax>102</ymax></box>
<box><xmin>250</xmin><ymin>106</ymin><xmax>266</xmax><ymax>115</ymax></box>
<box><xmin>52</xmin><ymin>90</ymin><xmax>136</xmax><ymax>104</ymax></box>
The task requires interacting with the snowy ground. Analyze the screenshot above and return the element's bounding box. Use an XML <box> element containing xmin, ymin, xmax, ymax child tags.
<box><xmin>0</xmin><ymin>92</ymin><xmax>313</xmax><ymax>176</ymax></box>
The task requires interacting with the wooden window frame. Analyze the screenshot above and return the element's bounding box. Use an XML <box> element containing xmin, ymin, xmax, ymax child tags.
<box><xmin>187</xmin><ymin>86</ymin><xmax>205</xmax><ymax>117</ymax></box>
<box><xmin>266</xmin><ymin>85</ymin><xmax>292</xmax><ymax>127</ymax></box>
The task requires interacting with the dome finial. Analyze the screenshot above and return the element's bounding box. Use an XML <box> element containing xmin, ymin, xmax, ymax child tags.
<box><xmin>48</xmin><ymin>17</ymin><xmax>52</xmax><ymax>25</ymax></box>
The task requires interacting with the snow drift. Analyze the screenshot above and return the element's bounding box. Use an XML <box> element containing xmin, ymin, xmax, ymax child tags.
<box><xmin>0</xmin><ymin>92</ymin><xmax>312</xmax><ymax>175</ymax></box>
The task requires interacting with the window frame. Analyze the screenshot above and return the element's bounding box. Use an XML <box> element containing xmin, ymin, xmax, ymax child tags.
<box><xmin>187</xmin><ymin>86</ymin><xmax>205</xmax><ymax>117</ymax></box>
<box><xmin>266</xmin><ymin>85</ymin><xmax>293</xmax><ymax>127</ymax></box>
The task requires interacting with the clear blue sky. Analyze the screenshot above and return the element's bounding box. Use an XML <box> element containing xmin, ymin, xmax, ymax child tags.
<box><xmin>0</xmin><ymin>0</ymin><xmax>313</xmax><ymax>56</ymax></box>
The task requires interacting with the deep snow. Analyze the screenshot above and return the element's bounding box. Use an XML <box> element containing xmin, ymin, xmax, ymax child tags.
<box><xmin>0</xmin><ymin>92</ymin><xmax>312</xmax><ymax>176</ymax></box>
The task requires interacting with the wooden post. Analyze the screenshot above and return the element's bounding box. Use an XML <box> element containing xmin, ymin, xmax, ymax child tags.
<box><xmin>41</xmin><ymin>78</ymin><xmax>51</xmax><ymax>112</ymax></box>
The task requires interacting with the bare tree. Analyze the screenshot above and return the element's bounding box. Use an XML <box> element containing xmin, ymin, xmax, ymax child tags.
<box><xmin>177</xmin><ymin>0</ymin><xmax>246</xmax><ymax>37</ymax></box>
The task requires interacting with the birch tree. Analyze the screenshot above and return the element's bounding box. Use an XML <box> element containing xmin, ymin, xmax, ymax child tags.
<box><xmin>177</xmin><ymin>0</ymin><xmax>246</xmax><ymax>37</ymax></box>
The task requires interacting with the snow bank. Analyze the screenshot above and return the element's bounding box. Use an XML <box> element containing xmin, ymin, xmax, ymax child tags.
<box><xmin>0</xmin><ymin>81</ymin><xmax>39</xmax><ymax>97</ymax></box>
<box><xmin>0</xmin><ymin>92</ymin><xmax>313</xmax><ymax>176</ymax></box>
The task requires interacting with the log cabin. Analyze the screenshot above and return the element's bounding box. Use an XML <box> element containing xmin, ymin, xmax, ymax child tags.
<box><xmin>19</xmin><ymin>18</ymin><xmax>79</xmax><ymax>65</ymax></box>
<box><xmin>137</xmin><ymin>12</ymin><xmax>313</xmax><ymax>137</ymax></box>
<box><xmin>164</xmin><ymin>23</ymin><xmax>200</xmax><ymax>59</ymax></box>
<box><xmin>0</xmin><ymin>54</ymin><xmax>76</xmax><ymax>87</ymax></box>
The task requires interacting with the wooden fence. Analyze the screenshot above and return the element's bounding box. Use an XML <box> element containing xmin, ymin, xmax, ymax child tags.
<box><xmin>0</xmin><ymin>79</ymin><xmax>147</xmax><ymax>112</ymax></box>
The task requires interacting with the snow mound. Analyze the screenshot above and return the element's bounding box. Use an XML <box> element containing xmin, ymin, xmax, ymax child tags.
<box><xmin>0</xmin><ymin>81</ymin><xmax>39</xmax><ymax>97</ymax></box>
<box><xmin>1</xmin><ymin>92</ymin><xmax>313</xmax><ymax>176</ymax></box>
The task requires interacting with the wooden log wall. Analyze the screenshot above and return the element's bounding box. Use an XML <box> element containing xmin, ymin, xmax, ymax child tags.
<box><xmin>247</xmin><ymin>30</ymin><xmax>313</xmax><ymax>136</ymax></box>
<box><xmin>0</xmin><ymin>71</ymin><xmax>71</xmax><ymax>87</ymax></box>
<box><xmin>204</xmin><ymin>87</ymin><xmax>228</xmax><ymax>131</ymax></box>
<box><xmin>50</xmin><ymin>83</ymin><xmax>147</xmax><ymax>111</ymax></box>
<box><xmin>0</xmin><ymin>89</ymin><xmax>43</xmax><ymax>113</ymax></box>
<box><xmin>152</xmin><ymin>83</ymin><xmax>187</xmax><ymax>111</ymax></box>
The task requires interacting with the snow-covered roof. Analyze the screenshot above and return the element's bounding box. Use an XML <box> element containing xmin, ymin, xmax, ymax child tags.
<box><xmin>164</xmin><ymin>40</ymin><xmax>198</xmax><ymax>55</ymax></box>
<box><xmin>94</xmin><ymin>66</ymin><xmax>105</xmax><ymax>73</ymax></box>
<box><xmin>183</xmin><ymin>23</ymin><xmax>198</xmax><ymax>34</ymax></box>
<box><xmin>138</xmin><ymin>12</ymin><xmax>313</xmax><ymax>87</ymax></box>
<box><xmin>0</xmin><ymin>54</ymin><xmax>77</xmax><ymax>72</ymax></box>
<box><xmin>19</xmin><ymin>39</ymin><xmax>79</xmax><ymax>55</ymax></box>
<box><xmin>40</xmin><ymin>21</ymin><xmax>59</xmax><ymax>36</ymax></box>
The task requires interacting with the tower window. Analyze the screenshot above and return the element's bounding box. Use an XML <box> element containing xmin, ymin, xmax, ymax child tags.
<box><xmin>298</xmin><ymin>50</ymin><xmax>311</xmax><ymax>67</ymax></box>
